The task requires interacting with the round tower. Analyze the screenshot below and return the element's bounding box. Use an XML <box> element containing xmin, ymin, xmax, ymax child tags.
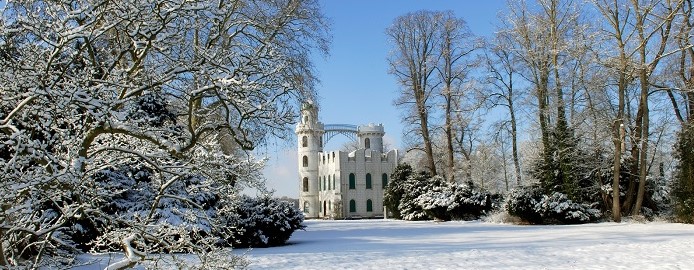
<box><xmin>296</xmin><ymin>102</ymin><xmax>324</xmax><ymax>218</ymax></box>
<box><xmin>357</xmin><ymin>123</ymin><xmax>385</xmax><ymax>152</ymax></box>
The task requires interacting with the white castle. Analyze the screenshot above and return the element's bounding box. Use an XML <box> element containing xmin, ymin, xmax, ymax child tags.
<box><xmin>296</xmin><ymin>102</ymin><xmax>399</xmax><ymax>219</ymax></box>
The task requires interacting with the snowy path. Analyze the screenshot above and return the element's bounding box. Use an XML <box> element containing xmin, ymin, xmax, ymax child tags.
<box><xmin>244</xmin><ymin>219</ymin><xmax>694</xmax><ymax>269</ymax></box>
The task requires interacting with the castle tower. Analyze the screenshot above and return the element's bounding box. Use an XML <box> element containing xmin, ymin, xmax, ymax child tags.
<box><xmin>357</xmin><ymin>123</ymin><xmax>385</xmax><ymax>152</ymax></box>
<box><xmin>295</xmin><ymin>102</ymin><xmax>324</xmax><ymax>218</ymax></box>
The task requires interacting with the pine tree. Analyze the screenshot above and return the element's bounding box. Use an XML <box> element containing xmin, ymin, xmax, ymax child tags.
<box><xmin>674</xmin><ymin>125</ymin><xmax>694</xmax><ymax>223</ymax></box>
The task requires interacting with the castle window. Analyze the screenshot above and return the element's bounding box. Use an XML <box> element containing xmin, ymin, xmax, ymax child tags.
<box><xmin>303</xmin><ymin>201</ymin><xmax>309</xmax><ymax>213</ymax></box>
<box><xmin>365</xmin><ymin>173</ymin><xmax>372</xmax><ymax>189</ymax></box>
<box><xmin>332</xmin><ymin>152</ymin><xmax>335</xmax><ymax>159</ymax></box>
<box><xmin>365</xmin><ymin>138</ymin><xmax>371</xmax><ymax>149</ymax></box>
<box><xmin>302</xmin><ymin>156</ymin><xmax>308</xmax><ymax>167</ymax></box>
<box><xmin>303</xmin><ymin>177</ymin><xmax>309</xmax><ymax>192</ymax></box>
<box><xmin>349</xmin><ymin>199</ymin><xmax>356</xmax><ymax>213</ymax></box>
<box><xmin>302</xmin><ymin>136</ymin><xmax>308</xmax><ymax>147</ymax></box>
<box><xmin>323</xmin><ymin>177</ymin><xmax>326</xmax><ymax>191</ymax></box>
<box><xmin>329</xmin><ymin>201</ymin><xmax>332</xmax><ymax>210</ymax></box>
<box><xmin>382</xmin><ymin>173</ymin><xmax>388</xmax><ymax>188</ymax></box>
<box><xmin>349</xmin><ymin>173</ymin><xmax>356</xmax><ymax>189</ymax></box>
<box><xmin>328</xmin><ymin>175</ymin><xmax>332</xmax><ymax>190</ymax></box>
<box><xmin>333</xmin><ymin>175</ymin><xmax>336</xmax><ymax>190</ymax></box>
<box><xmin>366</xmin><ymin>199</ymin><xmax>373</xmax><ymax>212</ymax></box>
<box><xmin>323</xmin><ymin>155</ymin><xmax>325</xmax><ymax>164</ymax></box>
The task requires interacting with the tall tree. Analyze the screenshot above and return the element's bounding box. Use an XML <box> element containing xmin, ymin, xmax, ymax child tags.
<box><xmin>504</xmin><ymin>0</ymin><xmax>590</xmax><ymax>198</ymax></box>
<box><xmin>436</xmin><ymin>12</ymin><xmax>482</xmax><ymax>182</ymax></box>
<box><xmin>594</xmin><ymin>0</ymin><xmax>637</xmax><ymax>222</ymax></box>
<box><xmin>387</xmin><ymin>11</ymin><xmax>445</xmax><ymax>175</ymax></box>
<box><xmin>484</xmin><ymin>32</ymin><xmax>524</xmax><ymax>187</ymax></box>
<box><xmin>629</xmin><ymin>0</ymin><xmax>683</xmax><ymax>216</ymax></box>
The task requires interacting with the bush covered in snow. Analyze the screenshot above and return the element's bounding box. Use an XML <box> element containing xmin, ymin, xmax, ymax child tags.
<box><xmin>385</xmin><ymin>163</ymin><xmax>495</xmax><ymax>221</ymax></box>
<box><xmin>398</xmin><ymin>170</ymin><xmax>436</xmax><ymax>221</ymax></box>
<box><xmin>384</xmin><ymin>163</ymin><xmax>414</xmax><ymax>220</ymax></box>
<box><xmin>447</xmin><ymin>182</ymin><xmax>494</xmax><ymax>221</ymax></box>
<box><xmin>223</xmin><ymin>195</ymin><xmax>305</xmax><ymax>248</ymax></box>
<box><xmin>506</xmin><ymin>185</ymin><xmax>601</xmax><ymax>224</ymax></box>
<box><xmin>412</xmin><ymin>176</ymin><xmax>452</xmax><ymax>220</ymax></box>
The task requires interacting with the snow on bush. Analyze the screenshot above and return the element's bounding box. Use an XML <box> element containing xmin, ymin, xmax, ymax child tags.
<box><xmin>447</xmin><ymin>182</ymin><xmax>493</xmax><ymax>221</ymax></box>
<box><xmin>223</xmin><ymin>196</ymin><xmax>305</xmax><ymax>248</ymax></box>
<box><xmin>506</xmin><ymin>185</ymin><xmax>601</xmax><ymax>224</ymax></box>
<box><xmin>414</xmin><ymin>176</ymin><xmax>455</xmax><ymax>220</ymax></box>
<box><xmin>1</xmin><ymin>0</ymin><xmax>327</xmax><ymax>267</ymax></box>
<box><xmin>387</xmin><ymin>165</ymin><xmax>495</xmax><ymax>221</ymax></box>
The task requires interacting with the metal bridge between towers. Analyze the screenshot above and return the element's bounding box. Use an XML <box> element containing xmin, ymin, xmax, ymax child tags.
<box><xmin>323</xmin><ymin>124</ymin><xmax>358</xmax><ymax>144</ymax></box>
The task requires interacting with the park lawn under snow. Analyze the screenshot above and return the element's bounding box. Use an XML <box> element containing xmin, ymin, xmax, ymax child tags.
<box><xmin>244</xmin><ymin>219</ymin><xmax>694</xmax><ymax>270</ymax></box>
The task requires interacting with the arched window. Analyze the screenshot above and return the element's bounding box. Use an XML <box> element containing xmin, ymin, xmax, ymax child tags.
<box><xmin>322</xmin><ymin>155</ymin><xmax>325</xmax><ymax>164</ymax></box>
<box><xmin>302</xmin><ymin>156</ymin><xmax>308</xmax><ymax>167</ymax></box>
<box><xmin>365</xmin><ymin>138</ymin><xmax>371</xmax><ymax>149</ymax></box>
<box><xmin>349</xmin><ymin>199</ymin><xmax>356</xmax><ymax>212</ymax></box>
<box><xmin>365</xmin><ymin>173</ymin><xmax>372</xmax><ymax>189</ymax></box>
<box><xmin>366</xmin><ymin>199</ymin><xmax>373</xmax><ymax>212</ymax></box>
<box><xmin>382</xmin><ymin>173</ymin><xmax>388</xmax><ymax>188</ymax></box>
<box><xmin>302</xmin><ymin>136</ymin><xmax>308</xmax><ymax>147</ymax></box>
<box><xmin>349</xmin><ymin>173</ymin><xmax>356</xmax><ymax>189</ymax></box>
<box><xmin>303</xmin><ymin>177</ymin><xmax>309</xmax><ymax>192</ymax></box>
<box><xmin>303</xmin><ymin>201</ymin><xmax>309</xmax><ymax>213</ymax></box>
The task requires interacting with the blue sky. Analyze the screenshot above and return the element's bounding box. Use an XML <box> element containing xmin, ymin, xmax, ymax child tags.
<box><xmin>260</xmin><ymin>1</ymin><xmax>509</xmax><ymax>198</ymax></box>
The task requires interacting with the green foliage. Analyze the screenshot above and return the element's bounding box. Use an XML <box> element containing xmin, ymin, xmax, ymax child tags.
<box><xmin>674</xmin><ymin>125</ymin><xmax>694</xmax><ymax>223</ymax></box>
<box><xmin>398</xmin><ymin>170</ymin><xmax>435</xmax><ymax>221</ymax></box>
<box><xmin>223</xmin><ymin>196</ymin><xmax>306</xmax><ymax>248</ymax></box>
<box><xmin>506</xmin><ymin>185</ymin><xmax>601</xmax><ymax>224</ymax></box>
<box><xmin>446</xmin><ymin>181</ymin><xmax>494</xmax><ymax>221</ymax></box>
<box><xmin>384</xmin><ymin>163</ymin><xmax>413</xmax><ymax>219</ymax></box>
<box><xmin>384</xmin><ymin>163</ymin><xmax>494</xmax><ymax>221</ymax></box>
<box><xmin>533</xmin><ymin>124</ymin><xmax>584</xmax><ymax>200</ymax></box>
<box><xmin>506</xmin><ymin>185</ymin><xmax>545</xmax><ymax>224</ymax></box>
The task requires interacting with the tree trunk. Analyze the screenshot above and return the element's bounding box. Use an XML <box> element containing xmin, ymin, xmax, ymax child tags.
<box><xmin>633</xmin><ymin>72</ymin><xmax>650</xmax><ymax>215</ymax></box>
<box><xmin>0</xmin><ymin>229</ymin><xmax>7</xmax><ymax>267</ymax></box>
<box><xmin>417</xmin><ymin>94</ymin><xmax>437</xmax><ymax>176</ymax></box>
<box><xmin>613</xmin><ymin>45</ymin><xmax>628</xmax><ymax>222</ymax></box>
<box><xmin>510</xmin><ymin>104</ymin><xmax>522</xmax><ymax>186</ymax></box>
<box><xmin>445</xmin><ymin>91</ymin><xmax>455</xmax><ymax>182</ymax></box>
<box><xmin>623</xmin><ymin>107</ymin><xmax>642</xmax><ymax>214</ymax></box>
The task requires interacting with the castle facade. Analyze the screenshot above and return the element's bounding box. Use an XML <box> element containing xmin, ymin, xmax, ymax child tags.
<box><xmin>296</xmin><ymin>103</ymin><xmax>399</xmax><ymax>219</ymax></box>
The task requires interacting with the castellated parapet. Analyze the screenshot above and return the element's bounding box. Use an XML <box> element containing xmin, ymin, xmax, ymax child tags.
<box><xmin>296</xmin><ymin>103</ymin><xmax>399</xmax><ymax>219</ymax></box>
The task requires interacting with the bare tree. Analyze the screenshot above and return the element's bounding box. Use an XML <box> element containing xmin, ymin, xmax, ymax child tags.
<box><xmin>629</xmin><ymin>0</ymin><xmax>683</xmax><ymax>216</ymax></box>
<box><xmin>387</xmin><ymin>11</ymin><xmax>442</xmax><ymax>175</ymax></box>
<box><xmin>484</xmin><ymin>32</ymin><xmax>524</xmax><ymax>187</ymax></box>
<box><xmin>594</xmin><ymin>0</ymin><xmax>638</xmax><ymax>222</ymax></box>
<box><xmin>436</xmin><ymin>12</ymin><xmax>482</xmax><ymax>182</ymax></box>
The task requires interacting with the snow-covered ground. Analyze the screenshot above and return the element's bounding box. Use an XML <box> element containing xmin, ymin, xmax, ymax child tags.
<box><xmin>245</xmin><ymin>219</ymin><xmax>694</xmax><ymax>270</ymax></box>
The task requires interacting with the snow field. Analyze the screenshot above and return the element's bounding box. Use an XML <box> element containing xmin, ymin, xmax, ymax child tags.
<box><xmin>244</xmin><ymin>219</ymin><xmax>694</xmax><ymax>270</ymax></box>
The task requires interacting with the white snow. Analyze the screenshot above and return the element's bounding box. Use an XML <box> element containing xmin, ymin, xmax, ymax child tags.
<box><xmin>244</xmin><ymin>219</ymin><xmax>694</xmax><ymax>270</ymax></box>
